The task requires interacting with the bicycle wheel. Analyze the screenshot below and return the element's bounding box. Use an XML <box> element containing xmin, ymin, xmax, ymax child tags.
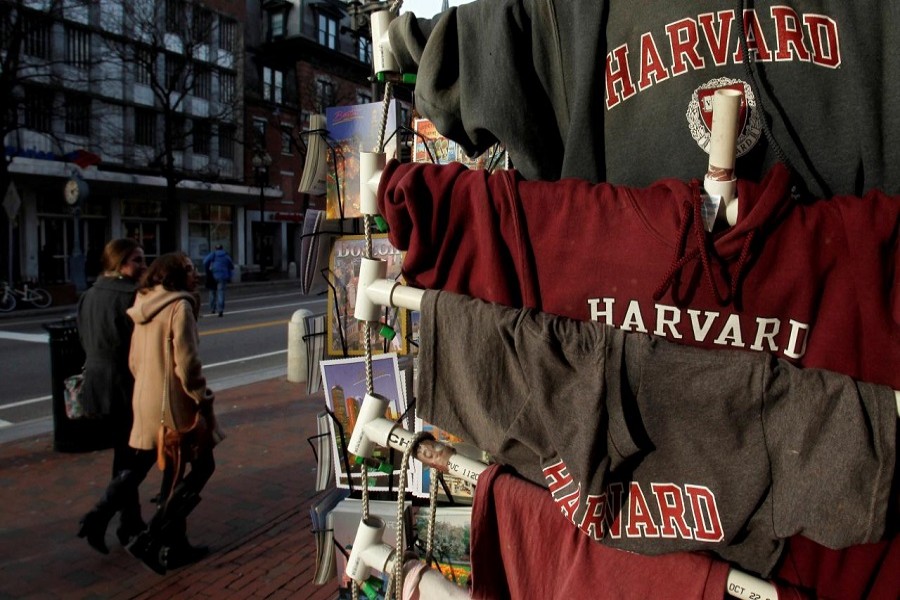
<box><xmin>0</xmin><ymin>292</ymin><xmax>16</xmax><ymax>312</ymax></box>
<box><xmin>28</xmin><ymin>288</ymin><xmax>52</xmax><ymax>308</ymax></box>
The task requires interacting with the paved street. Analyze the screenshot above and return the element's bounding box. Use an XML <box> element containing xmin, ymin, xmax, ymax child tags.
<box><xmin>0</xmin><ymin>279</ymin><xmax>326</xmax><ymax>431</ymax></box>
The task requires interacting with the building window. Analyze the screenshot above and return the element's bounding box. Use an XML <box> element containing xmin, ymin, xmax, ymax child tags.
<box><xmin>171</xmin><ymin>114</ymin><xmax>186</xmax><ymax>141</ymax></box>
<box><xmin>188</xmin><ymin>204</ymin><xmax>232</xmax><ymax>265</ymax></box>
<box><xmin>316</xmin><ymin>78</ymin><xmax>334</xmax><ymax>111</ymax></box>
<box><xmin>65</xmin><ymin>26</ymin><xmax>91</xmax><ymax>68</ymax></box>
<box><xmin>135</xmin><ymin>47</ymin><xmax>153</xmax><ymax>85</ymax></box>
<box><xmin>218</xmin><ymin>18</ymin><xmax>236</xmax><ymax>52</ymax></box>
<box><xmin>219</xmin><ymin>71</ymin><xmax>235</xmax><ymax>103</ymax></box>
<box><xmin>65</xmin><ymin>94</ymin><xmax>91</xmax><ymax>136</ymax></box>
<box><xmin>24</xmin><ymin>86</ymin><xmax>53</xmax><ymax>133</ymax></box>
<box><xmin>135</xmin><ymin>108</ymin><xmax>156</xmax><ymax>146</ymax></box>
<box><xmin>191</xmin><ymin>5</ymin><xmax>212</xmax><ymax>43</ymax></box>
<box><xmin>194</xmin><ymin>65</ymin><xmax>211</xmax><ymax>99</ymax></box>
<box><xmin>253</xmin><ymin>118</ymin><xmax>267</xmax><ymax>144</ymax></box>
<box><xmin>262</xmin><ymin>67</ymin><xmax>283</xmax><ymax>104</ymax></box>
<box><xmin>357</xmin><ymin>92</ymin><xmax>371</xmax><ymax>105</ymax></box>
<box><xmin>23</xmin><ymin>13</ymin><xmax>52</xmax><ymax>59</ymax></box>
<box><xmin>125</xmin><ymin>221</ymin><xmax>161</xmax><ymax>260</ymax></box>
<box><xmin>269</xmin><ymin>11</ymin><xmax>285</xmax><ymax>40</ymax></box>
<box><xmin>317</xmin><ymin>14</ymin><xmax>337</xmax><ymax>49</ymax></box>
<box><xmin>219</xmin><ymin>124</ymin><xmax>236</xmax><ymax>159</ymax></box>
<box><xmin>316</xmin><ymin>79</ymin><xmax>333</xmax><ymax>110</ymax></box>
<box><xmin>357</xmin><ymin>37</ymin><xmax>371</xmax><ymax>63</ymax></box>
<box><xmin>122</xmin><ymin>199</ymin><xmax>164</xmax><ymax>260</ymax></box>
<box><xmin>166</xmin><ymin>55</ymin><xmax>186</xmax><ymax>91</ymax></box>
<box><xmin>280</xmin><ymin>124</ymin><xmax>293</xmax><ymax>155</ymax></box>
<box><xmin>193</xmin><ymin>120</ymin><xmax>211</xmax><ymax>155</ymax></box>
<box><xmin>165</xmin><ymin>0</ymin><xmax>184</xmax><ymax>34</ymax></box>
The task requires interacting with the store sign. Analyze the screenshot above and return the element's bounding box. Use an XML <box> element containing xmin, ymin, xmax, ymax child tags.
<box><xmin>272</xmin><ymin>212</ymin><xmax>303</xmax><ymax>222</ymax></box>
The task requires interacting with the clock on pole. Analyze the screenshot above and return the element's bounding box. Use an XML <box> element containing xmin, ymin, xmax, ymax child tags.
<box><xmin>63</xmin><ymin>175</ymin><xmax>89</xmax><ymax>291</ymax></box>
<box><xmin>64</xmin><ymin>177</ymin><xmax>88</xmax><ymax>205</ymax></box>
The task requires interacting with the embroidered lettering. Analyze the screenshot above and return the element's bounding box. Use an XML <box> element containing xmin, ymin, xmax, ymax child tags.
<box><xmin>604</xmin><ymin>8</ymin><xmax>841</xmax><ymax>108</ymax></box>
<box><xmin>686</xmin><ymin>484</ymin><xmax>725</xmax><ymax>542</ymax></box>
<box><xmin>771</xmin><ymin>6</ymin><xmax>811</xmax><ymax>62</ymax></box>
<box><xmin>666</xmin><ymin>18</ymin><xmax>706</xmax><ymax>76</ymax></box>
<box><xmin>544</xmin><ymin>462</ymin><xmax>725</xmax><ymax>545</ymax></box>
<box><xmin>651</xmin><ymin>483</ymin><xmax>694</xmax><ymax>540</ymax></box>
<box><xmin>626</xmin><ymin>482</ymin><xmax>661</xmax><ymax>538</ymax></box>
<box><xmin>587</xmin><ymin>297</ymin><xmax>810</xmax><ymax>361</ymax></box>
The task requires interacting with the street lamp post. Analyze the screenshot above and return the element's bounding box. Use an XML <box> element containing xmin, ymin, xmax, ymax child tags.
<box><xmin>251</xmin><ymin>148</ymin><xmax>272</xmax><ymax>272</ymax></box>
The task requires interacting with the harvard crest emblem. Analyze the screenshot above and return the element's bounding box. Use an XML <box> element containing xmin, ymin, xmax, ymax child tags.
<box><xmin>686</xmin><ymin>78</ymin><xmax>762</xmax><ymax>157</ymax></box>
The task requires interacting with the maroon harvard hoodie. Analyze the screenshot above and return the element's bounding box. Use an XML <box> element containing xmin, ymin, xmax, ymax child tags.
<box><xmin>377</xmin><ymin>159</ymin><xmax>900</xmax><ymax>599</ymax></box>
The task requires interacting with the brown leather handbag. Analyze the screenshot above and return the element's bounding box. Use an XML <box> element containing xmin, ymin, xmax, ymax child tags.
<box><xmin>157</xmin><ymin>413</ymin><xmax>211</xmax><ymax>471</ymax></box>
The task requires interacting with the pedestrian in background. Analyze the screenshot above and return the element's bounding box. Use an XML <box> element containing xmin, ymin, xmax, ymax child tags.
<box><xmin>202</xmin><ymin>245</ymin><xmax>233</xmax><ymax>317</ymax></box>
<box><xmin>126</xmin><ymin>252</ymin><xmax>222</xmax><ymax>574</ymax></box>
<box><xmin>204</xmin><ymin>257</ymin><xmax>217</xmax><ymax>300</ymax></box>
<box><xmin>77</xmin><ymin>238</ymin><xmax>148</xmax><ymax>553</ymax></box>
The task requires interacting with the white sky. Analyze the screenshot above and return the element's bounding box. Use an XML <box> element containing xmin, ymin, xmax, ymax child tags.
<box><xmin>398</xmin><ymin>0</ymin><xmax>475</xmax><ymax>18</ymax></box>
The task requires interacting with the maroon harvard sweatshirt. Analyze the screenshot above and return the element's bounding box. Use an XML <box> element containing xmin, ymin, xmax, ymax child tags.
<box><xmin>377</xmin><ymin>159</ymin><xmax>900</xmax><ymax>598</ymax></box>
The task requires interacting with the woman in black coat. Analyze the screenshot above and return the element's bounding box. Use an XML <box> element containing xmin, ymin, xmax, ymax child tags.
<box><xmin>76</xmin><ymin>238</ymin><xmax>147</xmax><ymax>553</ymax></box>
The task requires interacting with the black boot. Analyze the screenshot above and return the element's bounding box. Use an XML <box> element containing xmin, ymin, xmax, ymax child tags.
<box><xmin>157</xmin><ymin>490</ymin><xmax>206</xmax><ymax>569</ymax></box>
<box><xmin>77</xmin><ymin>508</ymin><xmax>113</xmax><ymax>554</ymax></box>
<box><xmin>116</xmin><ymin>501</ymin><xmax>147</xmax><ymax>546</ymax></box>
<box><xmin>116</xmin><ymin>515</ymin><xmax>147</xmax><ymax>546</ymax></box>
<box><xmin>127</xmin><ymin>531</ymin><xmax>167</xmax><ymax>575</ymax></box>
<box><xmin>162</xmin><ymin>538</ymin><xmax>210</xmax><ymax>569</ymax></box>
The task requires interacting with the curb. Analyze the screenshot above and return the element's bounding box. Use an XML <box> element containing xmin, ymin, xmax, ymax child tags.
<box><xmin>0</xmin><ymin>368</ymin><xmax>290</xmax><ymax>446</ymax></box>
<box><xmin>0</xmin><ymin>278</ymin><xmax>304</xmax><ymax>321</ymax></box>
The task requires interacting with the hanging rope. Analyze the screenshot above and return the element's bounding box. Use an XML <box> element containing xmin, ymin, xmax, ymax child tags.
<box><xmin>354</xmin><ymin>4</ymin><xmax>407</xmax><ymax>596</ymax></box>
<box><xmin>355</xmin><ymin>21</ymin><xmax>400</xmax><ymax>599</ymax></box>
<box><xmin>381</xmin><ymin>431</ymin><xmax>433</xmax><ymax>599</ymax></box>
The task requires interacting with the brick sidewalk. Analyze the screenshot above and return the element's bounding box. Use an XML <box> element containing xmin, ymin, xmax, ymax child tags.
<box><xmin>0</xmin><ymin>378</ymin><xmax>338</xmax><ymax>600</ymax></box>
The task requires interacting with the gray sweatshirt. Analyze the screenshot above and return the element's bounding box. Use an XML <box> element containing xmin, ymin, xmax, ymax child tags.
<box><xmin>417</xmin><ymin>290</ymin><xmax>896</xmax><ymax>576</ymax></box>
<box><xmin>389</xmin><ymin>1</ymin><xmax>900</xmax><ymax>198</ymax></box>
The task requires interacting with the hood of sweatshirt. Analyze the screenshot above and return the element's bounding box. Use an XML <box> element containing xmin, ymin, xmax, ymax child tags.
<box><xmin>126</xmin><ymin>286</ymin><xmax>196</xmax><ymax>325</ymax></box>
<box><xmin>648</xmin><ymin>162</ymin><xmax>795</xmax><ymax>309</ymax></box>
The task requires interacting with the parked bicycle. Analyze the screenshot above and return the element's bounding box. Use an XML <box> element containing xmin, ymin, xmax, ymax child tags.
<box><xmin>0</xmin><ymin>281</ymin><xmax>53</xmax><ymax>312</ymax></box>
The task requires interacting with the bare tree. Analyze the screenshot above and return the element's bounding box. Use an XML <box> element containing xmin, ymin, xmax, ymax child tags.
<box><xmin>1</xmin><ymin>0</ymin><xmax>110</xmax><ymax>189</ymax></box>
<box><xmin>0</xmin><ymin>0</ymin><xmax>118</xmax><ymax>281</ymax></box>
<box><xmin>97</xmin><ymin>0</ymin><xmax>243</xmax><ymax>251</ymax></box>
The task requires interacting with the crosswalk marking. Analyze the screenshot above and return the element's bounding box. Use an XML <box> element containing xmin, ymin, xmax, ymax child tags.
<box><xmin>0</xmin><ymin>331</ymin><xmax>48</xmax><ymax>343</ymax></box>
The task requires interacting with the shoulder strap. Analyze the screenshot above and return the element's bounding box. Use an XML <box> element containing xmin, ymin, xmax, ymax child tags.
<box><xmin>159</xmin><ymin>302</ymin><xmax>178</xmax><ymax>426</ymax></box>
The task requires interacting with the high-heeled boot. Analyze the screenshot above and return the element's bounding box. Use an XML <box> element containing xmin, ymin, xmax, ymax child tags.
<box><xmin>127</xmin><ymin>530</ymin><xmax>167</xmax><ymax>575</ymax></box>
<box><xmin>162</xmin><ymin>535</ymin><xmax>209</xmax><ymax>570</ymax></box>
<box><xmin>158</xmin><ymin>488</ymin><xmax>207</xmax><ymax>569</ymax></box>
<box><xmin>116</xmin><ymin>509</ymin><xmax>147</xmax><ymax>546</ymax></box>
<box><xmin>77</xmin><ymin>506</ymin><xmax>114</xmax><ymax>554</ymax></box>
<box><xmin>128</xmin><ymin>501</ymin><xmax>167</xmax><ymax>575</ymax></box>
<box><xmin>116</xmin><ymin>484</ymin><xmax>146</xmax><ymax>545</ymax></box>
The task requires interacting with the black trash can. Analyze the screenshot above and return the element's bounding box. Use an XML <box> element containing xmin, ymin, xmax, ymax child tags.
<box><xmin>43</xmin><ymin>318</ymin><xmax>114</xmax><ymax>453</ymax></box>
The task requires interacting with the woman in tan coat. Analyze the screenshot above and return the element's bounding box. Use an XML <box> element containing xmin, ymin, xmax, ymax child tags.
<box><xmin>125</xmin><ymin>252</ymin><xmax>221</xmax><ymax>574</ymax></box>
